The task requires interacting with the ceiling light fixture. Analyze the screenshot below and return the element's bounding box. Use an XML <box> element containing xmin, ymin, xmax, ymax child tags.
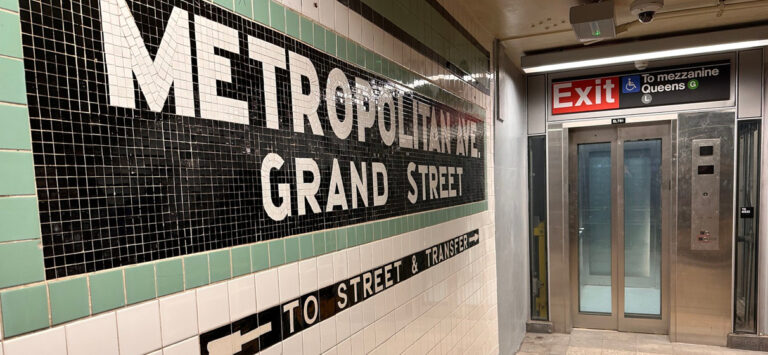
<box><xmin>522</xmin><ymin>39</ymin><xmax>768</xmax><ymax>74</ymax></box>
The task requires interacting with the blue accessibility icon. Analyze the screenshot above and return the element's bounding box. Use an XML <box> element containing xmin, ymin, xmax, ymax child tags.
<box><xmin>621</xmin><ymin>75</ymin><xmax>641</xmax><ymax>93</ymax></box>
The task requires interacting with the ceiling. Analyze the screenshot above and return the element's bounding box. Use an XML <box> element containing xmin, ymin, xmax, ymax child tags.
<box><xmin>458</xmin><ymin>0</ymin><xmax>768</xmax><ymax>67</ymax></box>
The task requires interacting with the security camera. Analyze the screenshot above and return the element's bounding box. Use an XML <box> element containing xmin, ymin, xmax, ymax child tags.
<box><xmin>630</xmin><ymin>0</ymin><xmax>663</xmax><ymax>23</ymax></box>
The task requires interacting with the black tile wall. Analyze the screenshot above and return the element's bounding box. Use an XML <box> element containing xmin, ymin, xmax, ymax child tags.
<box><xmin>19</xmin><ymin>0</ymin><xmax>486</xmax><ymax>279</ymax></box>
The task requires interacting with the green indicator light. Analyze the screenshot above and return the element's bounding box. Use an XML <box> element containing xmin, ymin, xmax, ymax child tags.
<box><xmin>594</xmin><ymin>30</ymin><xmax>601</xmax><ymax>36</ymax></box>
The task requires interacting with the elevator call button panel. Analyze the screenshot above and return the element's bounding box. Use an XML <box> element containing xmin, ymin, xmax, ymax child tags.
<box><xmin>691</xmin><ymin>139</ymin><xmax>721</xmax><ymax>251</ymax></box>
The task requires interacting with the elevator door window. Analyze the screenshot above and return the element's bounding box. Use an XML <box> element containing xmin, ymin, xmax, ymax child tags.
<box><xmin>577</xmin><ymin>142</ymin><xmax>612</xmax><ymax>314</ymax></box>
<box><xmin>623</xmin><ymin>139</ymin><xmax>662</xmax><ymax>317</ymax></box>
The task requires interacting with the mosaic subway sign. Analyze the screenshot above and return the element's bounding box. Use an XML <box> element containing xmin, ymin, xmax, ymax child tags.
<box><xmin>200</xmin><ymin>229</ymin><xmax>480</xmax><ymax>355</ymax></box>
<box><xmin>20</xmin><ymin>0</ymin><xmax>485</xmax><ymax>278</ymax></box>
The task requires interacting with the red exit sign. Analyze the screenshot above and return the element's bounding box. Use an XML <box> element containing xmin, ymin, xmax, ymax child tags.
<box><xmin>552</xmin><ymin>76</ymin><xmax>619</xmax><ymax>114</ymax></box>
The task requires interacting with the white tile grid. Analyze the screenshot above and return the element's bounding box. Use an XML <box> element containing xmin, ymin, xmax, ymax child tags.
<box><xmin>3</xmin><ymin>327</ymin><xmax>67</xmax><ymax>355</ymax></box>
<box><xmin>361</xmin><ymin>19</ymin><xmax>375</xmax><ymax>50</ymax></box>
<box><xmin>65</xmin><ymin>311</ymin><xmax>120</xmax><ymax>355</ymax></box>
<box><xmin>333</xmin><ymin>1</ymin><xmax>348</xmax><ymax>37</ymax></box>
<box><xmin>347</xmin><ymin>11</ymin><xmax>362</xmax><ymax>43</ymax></box>
<box><xmin>227</xmin><ymin>274</ymin><xmax>257</xmax><ymax>322</ymax></box>
<box><xmin>327</xmin><ymin>219</ymin><xmax>497</xmax><ymax>354</ymax></box>
<box><xmin>302</xmin><ymin>324</ymin><xmax>321</xmax><ymax>355</ymax></box>
<box><xmin>116</xmin><ymin>300</ymin><xmax>162</xmax><ymax>355</ymax></box>
<box><xmin>282</xmin><ymin>0</ymin><xmax>301</xmax><ymax>12</ymax></box>
<box><xmin>317</xmin><ymin>0</ymin><xmax>334</xmax><ymax>28</ymax></box>
<box><xmin>372</xmin><ymin>26</ymin><xmax>385</xmax><ymax>54</ymax></box>
<box><xmin>278</xmin><ymin>262</ymin><xmax>300</xmax><ymax>302</ymax></box>
<box><xmin>196</xmin><ymin>282</ymin><xmax>230</xmax><ymax>333</ymax></box>
<box><xmin>162</xmin><ymin>336</ymin><xmax>200</xmax><ymax>355</ymax></box>
<box><xmin>3</xmin><ymin>211</ymin><xmax>495</xmax><ymax>355</ymax></box>
<box><xmin>158</xmin><ymin>290</ymin><xmax>199</xmax><ymax>347</ymax></box>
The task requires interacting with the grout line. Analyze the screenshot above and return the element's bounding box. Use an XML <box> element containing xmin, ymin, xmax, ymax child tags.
<box><xmin>0</xmin><ymin>237</ymin><xmax>42</xmax><ymax>246</ymax></box>
<box><xmin>0</xmin><ymin>194</ymin><xmax>36</xmax><ymax>198</ymax></box>
<box><xmin>0</xmin><ymin>53</ymin><xmax>22</xmax><ymax>62</ymax></box>
<box><xmin>0</xmin><ymin>102</ymin><xmax>27</xmax><ymax>108</ymax></box>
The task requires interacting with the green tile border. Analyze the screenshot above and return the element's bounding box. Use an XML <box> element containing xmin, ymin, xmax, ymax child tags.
<box><xmin>0</xmin><ymin>0</ymin><xmax>40</xmax><ymax>307</ymax></box>
<box><xmin>89</xmin><ymin>269</ymin><xmax>125</xmax><ymax>314</ymax></box>
<box><xmin>232</xmin><ymin>245</ymin><xmax>252</xmax><ymax>277</ymax></box>
<box><xmin>251</xmin><ymin>243</ymin><xmax>269</xmax><ymax>272</ymax></box>
<box><xmin>0</xmin><ymin>240</ymin><xmax>45</xmax><ymax>289</ymax></box>
<box><xmin>184</xmin><ymin>253</ymin><xmax>210</xmax><ymax>289</ymax></box>
<box><xmin>0</xmin><ymin>11</ymin><xmax>23</xmax><ymax>59</ymax></box>
<box><xmin>0</xmin><ymin>199</ymin><xmax>487</xmax><ymax>338</ymax></box>
<box><xmin>49</xmin><ymin>276</ymin><xmax>89</xmax><ymax>325</ymax></box>
<box><xmin>0</xmin><ymin>0</ymin><xmax>20</xmax><ymax>12</ymax></box>
<box><xmin>268</xmin><ymin>0</ymin><xmax>285</xmax><ymax>32</ymax></box>
<box><xmin>268</xmin><ymin>239</ymin><xmax>285</xmax><ymax>267</ymax></box>
<box><xmin>0</xmin><ymin>104</ymin><xmax>32</xmax><ymax>150</ymax></box>
<box><xmin>252</xmin><ymin>0</ymin><xmax>269</xmax><ymax>24</ymax></box>
<box><xmin>0</xmin><ymin>284</ymin><xmax>48</xmax><ymax>337</ymax></box>
<box><xmin>0</xmin><ymin>151</ymin><xmax>37</xmax><ymax>196</ymax></box>
<box><xmin>209</xmin><ymin>249</ymin><xmax>232</xmax><ymax>282</ymax></box>
<box><xmin>0</xmin><ymin>56</ymin><xmax>27</xmax><ymax>105</ymax></box>
<box><xmin>156</xmin><ymin>258</ymin><xmax>184</xmax><ymax>297</ymax></box>
<box><xmin>124</xmin><ymin>264</ymin><xmax>156</xmax><ymax>305</ymax></box>
<box><xmin>284</xmin><ymin>237</ymin><xmax>300</xmax><ymax>263</ymax></box>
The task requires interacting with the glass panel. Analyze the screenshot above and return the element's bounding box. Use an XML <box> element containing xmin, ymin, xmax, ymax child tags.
<box><xmin>528</xmin><ymin>136</ymin><xmax>549</xmax><ymax>320</ymax></box>
<box><xmin>734</xmin><ymin>121</ymin><xmax>760</xmax><ymax>333</ymax></box>
<box><xmin>578</xmin><ymin>143</ymin><xmax>612</xmax><ymax>314</ymax></box>
<box><xmin>623</xmin><ymin>139</ymin><xmax>662</xmax><ymax>317</ymax></box>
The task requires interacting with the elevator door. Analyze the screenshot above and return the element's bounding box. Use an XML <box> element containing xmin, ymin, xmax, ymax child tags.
<box><xmin>569</xmin><ymin>122</ymin><xmax>670</xmax><ymax>334</ymax></box>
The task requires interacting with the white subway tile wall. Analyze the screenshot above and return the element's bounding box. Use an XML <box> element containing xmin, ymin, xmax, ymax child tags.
<box><xmin>65</xmin><ymin>312</ymin><xmax>120</xmax><ymax>355</ymax></box>
<box><xmin>255</xmin><ymin>269</ymin><xmax>281</xmax><ymax>311</ymax></box>
<box><xmin>3</xmin><ymin>327</ymin><xmax>67</xmax><ymax>355</ymax></box>
<box><xmin>116</xmin><ymin>301</ymin><xmax>162</xmax><ymax>355</ymax></box>
<box><xmin>227</xmin><ymin>275</ymin><xmax>258</xmax><ymax>322</ymax></box>
<box><xmin>158</xmin><ymin>290</ymin><xmax>199</xmax><ymax>347</ymax></box>
<box><xmin>163</xmin><ymin>336</ymin><xmax>200</xmax><ymax>355</ymax></box>
<box><xmin>0</xmin><ymin>210</ymin><xmax>497</xmax><ymax>354</ymax></box>
<box><xmin>334</xmin><ymin>2</ymin><xmax>349</xmax><ymax>37</ymax></box>
<box><xmin>0</xmin><ymin>0</ymin><xmax>498</xmax><ymax>353</ymax></box>
<box><xmin>196</xmin><ymin>283</ymin><xmax>231</xmax><ymax>333</ymax></box>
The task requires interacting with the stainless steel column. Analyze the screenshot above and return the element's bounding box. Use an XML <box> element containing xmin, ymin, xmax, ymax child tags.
<box><xmin>674</xmin><ymin>112</ymin><xmax>735</xmax><ymax>345</ymax></box>
<box><xmin>758</xmin><ymin>46</ymin><xmax>768</xmax><ymax>336</ymax></box>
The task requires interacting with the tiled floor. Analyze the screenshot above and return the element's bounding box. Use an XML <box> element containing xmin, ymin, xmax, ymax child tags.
<box><xmin>516</xmin><ymin>328</ymin><xmax>767</xmax><ymax>355</ymax></box>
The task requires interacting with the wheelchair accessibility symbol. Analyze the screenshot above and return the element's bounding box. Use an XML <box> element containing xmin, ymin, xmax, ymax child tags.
<box><xmin>621</xmin><ymin>75</ymin><xmax>641</xmax><ymax>93</ymax></box>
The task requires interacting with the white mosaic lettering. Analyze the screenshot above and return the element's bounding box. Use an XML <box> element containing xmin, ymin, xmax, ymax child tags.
<box><xmin>248</xmin><ymin>36</ymin><xmax>287</xmax><ymax>130</ymax></box>
<box><xmin>100</xmin><ymin>0</ymin><xmax>195</xmax><ymax>115</ymax></box>
<box><xmin>289</xmin><ymin>51</ymin><xmax>324</xmax><ymax>135</ymax></box>
<box><xmin>195</xmin><ymin>15</ymin><xmax>249</xmax><ymax>124</ymax></box>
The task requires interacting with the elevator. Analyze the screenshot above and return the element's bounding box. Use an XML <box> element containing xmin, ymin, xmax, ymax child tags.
<box><xmin>526</xmin><ymin>49</ymin><xmax>764</xmax><ymax>347</ymax></box>
<box><xmin>568</xmin><ymin>121</ymin><xmax>672</xmax><ymax>334</ymax></box>
<box><xmin>547</xmin><ymin>111</ymin><xmax>736</xmax><ymax>345</ymax></box>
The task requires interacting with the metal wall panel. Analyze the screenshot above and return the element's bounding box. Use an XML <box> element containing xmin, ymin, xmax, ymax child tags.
<box><xmin>527</xmin><ymin>75</ymin><xmax>546</xmax><ymax>135</ymax></box>
<box><xmin>493</xmin><ymin>52</ymin><xmax>531</xmax><ymax>354</ymax></box>
<box><xmin>738</xmin><ymin>49</ymin><xmax>764</xmax><ymax>119</ymax></box>
<box><xmin>758</xmin><ymin>46</ymin><xmax>768</xmax><ymax>336</ymax></box>
<box><xmin>546</xmin><ymin>123</ymin><xmax>570</xmax><ymax>332</ymax></box>
<box><xmin>675</xmin><ymin>112</ymin><xmax>735</xmax><ymax>346</ymax></box>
